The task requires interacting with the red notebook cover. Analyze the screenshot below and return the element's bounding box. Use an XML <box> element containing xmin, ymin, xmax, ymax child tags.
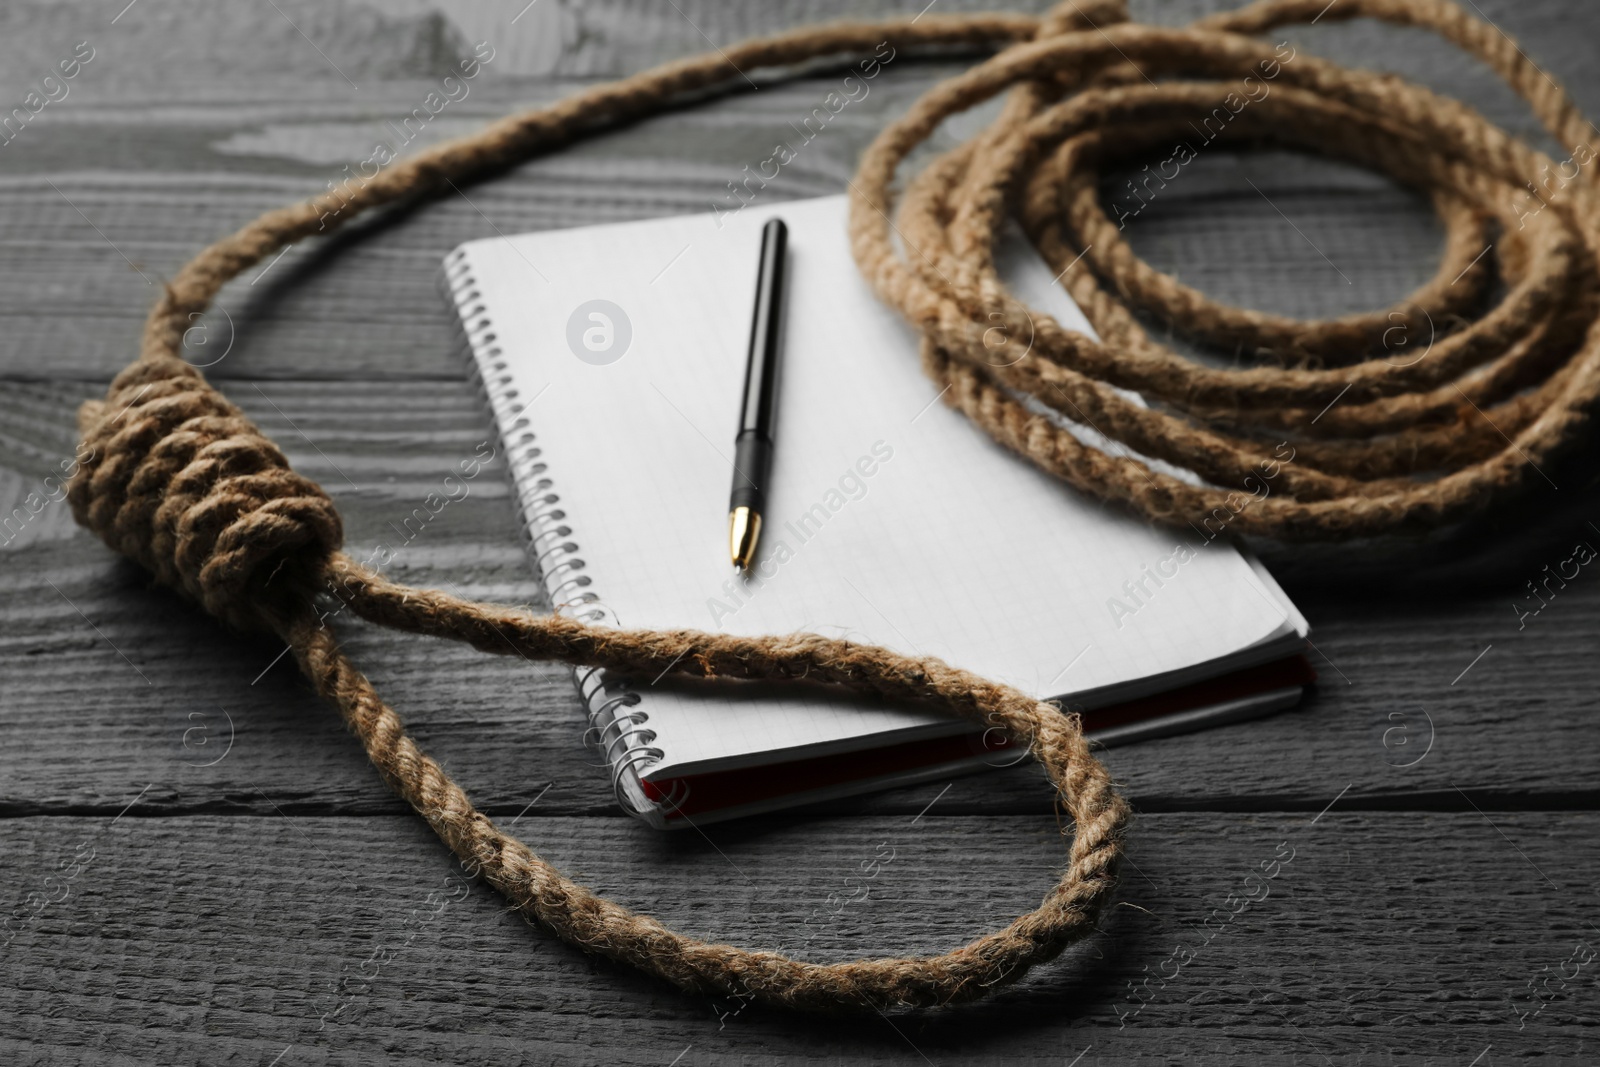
<box><xmin>642</xmin><ymin>653</ymin><xmax>1315</xmax><ymax>821</ymax></box>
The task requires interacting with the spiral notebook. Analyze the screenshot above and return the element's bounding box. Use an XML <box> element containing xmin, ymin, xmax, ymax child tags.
<box><xmin>443</xmin><ymin>195</ymin><xmax>1312</xmax><ymax>828</ymax></box>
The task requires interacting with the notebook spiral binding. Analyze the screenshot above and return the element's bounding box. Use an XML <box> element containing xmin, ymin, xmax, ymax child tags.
<box><xmin>440</xmin><ymin>248</ymin><xmax>687</xmax><ymax>821</ymax></box>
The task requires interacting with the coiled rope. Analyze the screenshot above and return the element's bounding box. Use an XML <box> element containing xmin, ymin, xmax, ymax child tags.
<box><xmin>66</xmin><ymin>0</ymin><xmax>1598</xmax><ymax>1013</ymax></box>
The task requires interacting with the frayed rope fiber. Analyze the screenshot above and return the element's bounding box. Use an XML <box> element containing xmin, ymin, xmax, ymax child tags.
<box><xmin>66</xmin><ymin>0</ymin><xmax>1600</xmax><ymax>1012</ymax></box>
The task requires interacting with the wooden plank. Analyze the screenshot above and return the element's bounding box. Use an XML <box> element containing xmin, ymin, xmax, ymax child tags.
<box><xmin>4</xmin><ymin>379</ymin><xmax>1600</xmax><ymax>818</ymax></box>
<box><xmin>1</xmin><ymin>811</ymin><xmax>1593</xmax><ymax>1064</ymax></box>
<box><xmin>0</xmin><ymin>0</ymin><xmax>1049</xmax><ymax>93</ymax></box>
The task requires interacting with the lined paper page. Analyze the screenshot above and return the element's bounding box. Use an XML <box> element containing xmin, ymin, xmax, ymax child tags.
<box><xmin>455</xmin><ymin>196</ymin><xmax>1291</xmax><ymax>777</ymax></box>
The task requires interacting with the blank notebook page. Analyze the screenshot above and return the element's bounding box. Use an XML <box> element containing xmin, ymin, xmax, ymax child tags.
<box><xmin>452</xmin><ymin>195</ymin><xmax>1290</xmax><ymax>778</ymax></box>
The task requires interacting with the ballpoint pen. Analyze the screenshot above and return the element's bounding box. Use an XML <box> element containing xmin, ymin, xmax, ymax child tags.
<box><xmin>728</xmin><ymin>217</ymin><xmax>788</xmax><ymax>571</ymax></box>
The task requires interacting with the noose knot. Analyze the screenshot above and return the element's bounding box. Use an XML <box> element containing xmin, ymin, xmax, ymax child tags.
<box><xmin>67</xmin><ymin>356</ymin><xmax>343</xmax><ymax>631</ymax></box>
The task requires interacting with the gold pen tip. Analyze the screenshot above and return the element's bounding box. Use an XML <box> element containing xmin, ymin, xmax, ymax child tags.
<box><xmin>728</xmin><ymin>507</ymin><xmax>761</xmax><ymax>570</ymax></box>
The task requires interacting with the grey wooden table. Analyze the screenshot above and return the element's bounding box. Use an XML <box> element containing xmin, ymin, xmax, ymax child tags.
<box><xmin>3</xmin><ymin>1</ymin><xmax>1598</xmax><ymax>1063</ymax></box>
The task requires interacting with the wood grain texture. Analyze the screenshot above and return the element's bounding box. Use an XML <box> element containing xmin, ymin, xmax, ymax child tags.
<box><xmin>3</xmin><ymin>0</ymin><xmax>1600</xmax><ymax>1062</ymax></box>
<box><xmin>2</xmin><ymin>812</ymin><xmax>1596</xmax><ymax>1065</ymax></box>
<box><xmin>0</xmin><ymin>0</ymin><xmax>1592</xmax><ymax>380</ymax></box>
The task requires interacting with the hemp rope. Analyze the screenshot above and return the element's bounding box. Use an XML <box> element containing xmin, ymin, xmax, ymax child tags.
<box><xmin>64</xmin><ymin>0</ymin><xmax>1599</xmax><ymax>1013</ymax></box>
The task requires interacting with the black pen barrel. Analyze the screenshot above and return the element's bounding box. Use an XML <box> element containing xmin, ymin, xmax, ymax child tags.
<box><xmin>738</xmin><ymin>218</ymin><xmax>788</xmax><ymax>437</ymax></box>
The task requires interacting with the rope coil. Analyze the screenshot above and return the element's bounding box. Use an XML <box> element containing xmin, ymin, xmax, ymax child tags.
<box><xmin>65</xmin><ymin>0</ymin><xmax>1598</xmax><ymax>1012</ymax></box>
